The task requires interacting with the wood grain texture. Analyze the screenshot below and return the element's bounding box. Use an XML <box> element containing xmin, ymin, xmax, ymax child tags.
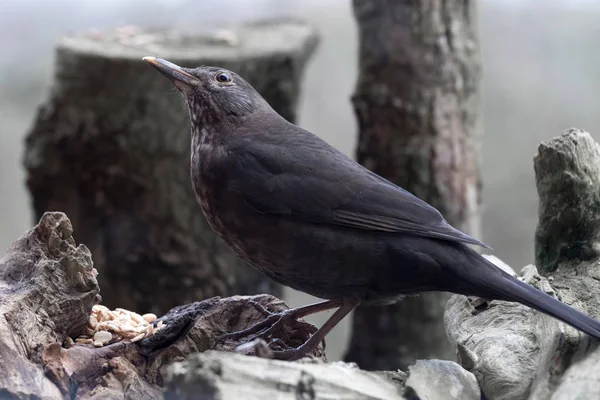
<box><xmin>163</xmin><ymin>352</ymin><xmax>481</xmax><ymax>400</ymax></box>
<box><xmin>534</xmin><ymin>128</ymin><xmax>600</xmax><ymax>276</ymax></box>
<box><xmin>445</xmin><ymin>129</ymin><xmax>600</xmax><ymax>400</ymax></box>
<box><xmin>0</xmin><ymin>213</ymin><xmax>324</xmax><ymax>398</ymax></box>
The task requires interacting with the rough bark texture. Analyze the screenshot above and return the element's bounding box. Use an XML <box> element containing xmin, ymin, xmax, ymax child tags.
<box><xmin>534</xmin><ymin>128</ymin><xmax>600</xmax><ymax>276</ymax></box>
<box><xmin>345</xmin><ymin>0</ymin><xmax>483</xmax><ymax>370</ymax></box>
<box><xmin>445</xmin><ymin>129</ymin><xmax>600</xmax><ymax>400</ymax></box>
<box><xmin>23</xmin><ymin>21</ymin><xmax>319</xmax><ymax>315</ymax></box>
<box><xmin>1</xmin><ymin>212</ymin><xmax>482</xmax><ymax>400</ymax></box>
<box><xmin>0</xmin><ymin>212</ymin><xmax>99</xmax><ymax>399</ymax></box>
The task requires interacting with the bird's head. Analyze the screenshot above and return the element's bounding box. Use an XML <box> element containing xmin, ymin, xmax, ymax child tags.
<box><xmin>143</xmin><ymin>57</ymin><xmax>268</xmax><ymax>132</ymax></box>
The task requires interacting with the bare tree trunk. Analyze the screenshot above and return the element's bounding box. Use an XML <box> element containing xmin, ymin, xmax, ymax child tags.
<box><xmin>345</xmin><ymin>0</ymin><xmax>483</xmax><ymax>370</ymax></box>
<box><xmin>23</xmin><ymin>22</ymin><xmax>319</xmax><ymax>315</ymax></box>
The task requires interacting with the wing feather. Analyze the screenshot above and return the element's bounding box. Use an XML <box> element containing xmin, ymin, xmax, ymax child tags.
<box><xmin>225</xmin><ymin>132</ymin><xmax>490</xmax><ymax>249</ymax></box>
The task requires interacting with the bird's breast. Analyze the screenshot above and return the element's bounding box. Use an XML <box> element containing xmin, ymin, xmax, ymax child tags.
<box><xmin>191</xmin><ymin>156</ymin><xmax>256</xmax><ymax>263</ymax></box>
<box><xmin>191</xmin><ymin>149</ymin><xmax>225</xmax><ymax>230</ymax></box>
<box><xmin>193</xmin><ymin>174</ymin><xmax>226</xmax><ymax>237</ymax></box>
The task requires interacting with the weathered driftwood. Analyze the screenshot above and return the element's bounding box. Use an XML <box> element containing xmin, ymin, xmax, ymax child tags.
<box><xmin>163</xmin><ymin>352</ymin><xmax>406</xmax><ymax>400</ymax></box>
<box><xmin>445</xmin><ymin>128</ymin><xmax>600</xmax><ymax>400</ymax></box>
<box><xmin>0</xmin><ymin>212</ymin><xmax>323</xmax><ymax>399</ymax></box>
<box><xmin>163</xmin><ymin>352</ymin><xmax>481</xmax><ymax>400</ymax></box>
<box><xmin>1</xmin><ymin>212</ymin><xmax>482</xmax><ymax>399</ymax></box>
<box><xmin>534</xmin><ymin>128</ymin><xmax>600</xmax><ymax>276</ymax></box>
<box><xmin>404</xmin><ymin>360</ymin><xmax>480</xmax><ymax>400</ymax></box>
<box><xmin>23</xmin><ymin>21</ymin><xmax>319</xmax><ymax>315</ymax></box>
<box><xmin>0</xmin><ymin>212</ymin><xmax>99</xmax><ymax>399</ymax></box>
<box><xmin>346</xmin><ymin>0</ymin><xmax>483</xmax><ymax>370</ymax></box>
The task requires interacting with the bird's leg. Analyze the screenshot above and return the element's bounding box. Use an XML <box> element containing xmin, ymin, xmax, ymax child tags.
<box><xmin>215</xmin><ymin>299</ymin><xmax>283</xmax><ymax>341</ymax></box>
<box><xmin>217</xmin><ymin>300</ymin><xmax>341</xmax><ymax>343</ymax></box>
<box><xmin>272</xmin><ymin>301</ymin><xmax>360</xmax><ymax>361</ymax></box>
<box><xmin>245</xmin><ymin>300</ymin><xmax>339</xmax><ymax>341</ymax></box>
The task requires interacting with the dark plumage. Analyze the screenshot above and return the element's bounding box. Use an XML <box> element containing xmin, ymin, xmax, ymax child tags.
<box><xmin>144</xmin><ymin>57</ymin><xmax>600</xmax><ymax>360</ymax></box>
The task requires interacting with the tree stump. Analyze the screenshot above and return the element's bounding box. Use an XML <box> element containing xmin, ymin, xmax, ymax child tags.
<box><xmin>345</xmin><ymin>0</ymin><xmax>483</xmax><ymax>370</ymax></box>
<box><xmin>445</xmin><ymin>129</ymin><xmax>600</xmax><ymax>400</ymax></box>
<box><xmin>23</xmin><ymin>21</ymin><xmax>319</xmax><ymax>314</ymax></box>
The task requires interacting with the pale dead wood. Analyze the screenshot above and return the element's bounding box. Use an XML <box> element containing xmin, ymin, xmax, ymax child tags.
<box><xmin>445</xmin><ymin>129</ymin><xmax>600</xmax><ymax>400</ymax></box>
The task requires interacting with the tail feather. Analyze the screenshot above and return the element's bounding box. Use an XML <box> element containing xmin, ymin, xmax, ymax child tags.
<box><xmin>458</xmin><ymin>254</ymin><xmax>600</xmax><ymax>339</ymax></box>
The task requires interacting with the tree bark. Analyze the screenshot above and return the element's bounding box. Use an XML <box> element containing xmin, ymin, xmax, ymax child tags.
<box><xmin>23</xmin><ymin>21</ymin><xmax>319</xmax><ymax>315</ymax></box>
<box><xmin>345</xmin><ymin>0</ymin><xmax>483</xmax><ymax>370</ymax></box>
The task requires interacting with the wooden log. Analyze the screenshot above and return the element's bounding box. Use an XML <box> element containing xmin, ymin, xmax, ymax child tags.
<box><xmin>0</xmin><ymin>213</ymin><xmax>480</xmax><ymax>400</ymax></box>
<box><xmin>0</xmin><ymin>212</ymin><xmax>323</xmax><ymax>398</ymax></box>
<box><xmin>162</xmin><ymin>352</ymin><xmax>480</xmax><ymax>400</ymax></box>
<box><xmin>23</xmin><ymin>21</ymin><xmax>319</xmax><ymax>315</ymax></box>
<box><xmin>445</xmin><ymin>129</ymin><xmax>600</xmax><ymax>400</ymax></box>
<box><xmin>0</xmin><ymin>212</ymin><xmax>99</xmax><ymax>399</ymax></box>
<box><xmin>2</xmin><ymin>212</ymin><xmax>478</xmax><ymax>399</ymax></box>
<box><xmin>345</xmin><ymin>0</ymin><xmax>483</xmax><ymax>370</ymax></box>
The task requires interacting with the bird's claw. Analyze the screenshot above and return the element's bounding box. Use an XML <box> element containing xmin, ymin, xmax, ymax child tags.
<box><xmin>233</xmin><ymin>337</ymin><xmax>310</xmax><ymax>361</ymax></box>
<box><xmin>216</xmin><ymin>306</ymin><xmax>298</xmax><ymax>344</ymax></box>
<box><xmin>271</xmin><ymin>348</ymin><xmax>303</xmax><ymax>361</ymax></box>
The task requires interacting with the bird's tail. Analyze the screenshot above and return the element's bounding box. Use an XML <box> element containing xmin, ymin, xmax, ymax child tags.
<box><xmin>453</xmin><ymin>249</ymin><xmax>600</xmax><ymax>339</ymax></box>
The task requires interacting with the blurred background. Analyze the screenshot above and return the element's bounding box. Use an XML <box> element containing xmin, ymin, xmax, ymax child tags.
<box><xmin>1</xmin><ymin>0</ymin><xmax>599</xmax><ymax>361</ymax></box>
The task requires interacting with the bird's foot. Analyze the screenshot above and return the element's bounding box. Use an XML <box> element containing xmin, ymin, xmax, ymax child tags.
<box><xmin>233</xmin><ymin>338</ymin><xmax>315</xmax><ymax>361</ymax></box>
<box><xmin>216</xmin><ymin>301</ymin><xmax>310</xmax><ymax>344</ymax></box>
<box><xmin>271</xmin><ymin>344</ymin><xmax>313</xmax><ymax>361</ymax></box>
<box><xmin>217</xmin><ymin>300</ymin><xmax>347</xmax><ymax>361</ymax></box>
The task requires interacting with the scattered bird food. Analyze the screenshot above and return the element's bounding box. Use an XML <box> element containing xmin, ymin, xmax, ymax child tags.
<box><xmin>71</xmin><ymin>305</ymin><xmax>164</xmax><ymax>348</ymax></box>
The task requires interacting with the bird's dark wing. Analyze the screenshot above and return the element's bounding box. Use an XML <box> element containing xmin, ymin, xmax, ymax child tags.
<box><xmin>226</xmin><ymin>133</ymin><xmax>489</xmax><ymax>249</ymax></box>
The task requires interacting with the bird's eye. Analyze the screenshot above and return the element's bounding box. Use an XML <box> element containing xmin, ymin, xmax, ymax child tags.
<box><xmin>216</xmin><ymin>72</ymin><xmax>232</xmax><ymax>83</ymax></box>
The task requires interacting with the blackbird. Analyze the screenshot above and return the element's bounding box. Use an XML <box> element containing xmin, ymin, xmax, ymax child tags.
<box><xmin>143</xmin><ymin>57</ymin><xmax>600</xmax><ymax>360</ymax></box>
